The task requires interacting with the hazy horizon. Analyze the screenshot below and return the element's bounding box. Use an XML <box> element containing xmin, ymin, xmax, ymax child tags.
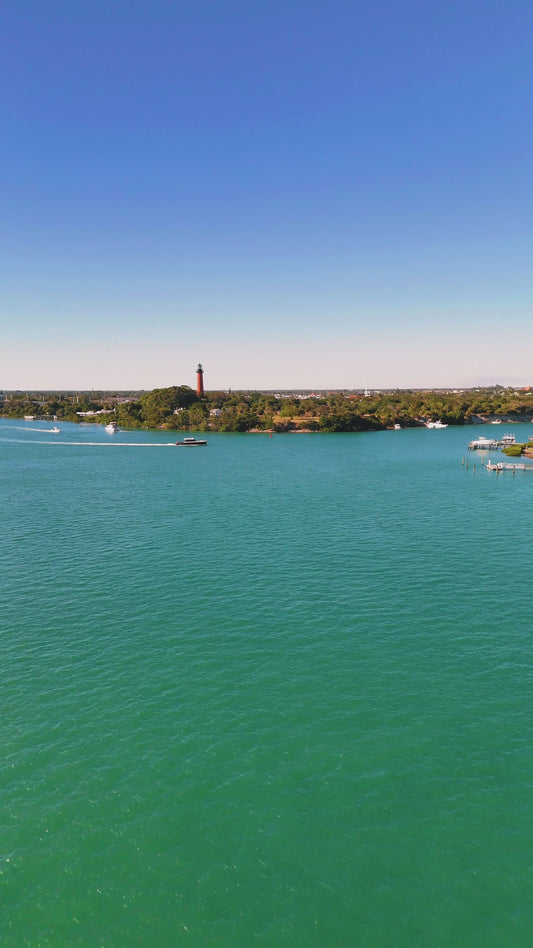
<box><xmin>3</xmin><ymin>374</ymin><xmax>533</xmax><ymax>395</ymax></box>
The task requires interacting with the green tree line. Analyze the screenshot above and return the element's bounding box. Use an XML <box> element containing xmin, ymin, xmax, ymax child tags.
<box><xmin>3</xmin><ymin>385</ymin><xmax>533</xmax><ymax>433</ymax></box>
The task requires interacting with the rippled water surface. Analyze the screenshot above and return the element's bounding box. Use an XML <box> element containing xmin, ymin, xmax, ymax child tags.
<box><xmin>2</xmin><ymin>420</ymin><xmax>533</xmax><ymax>946</ymax></box>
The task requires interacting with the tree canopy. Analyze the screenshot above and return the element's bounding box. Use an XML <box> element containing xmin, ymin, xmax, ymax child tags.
<box><xmin>4</xmin><ymin>385</ymin><xmax>533</xmax><ymax>433</ymax></box>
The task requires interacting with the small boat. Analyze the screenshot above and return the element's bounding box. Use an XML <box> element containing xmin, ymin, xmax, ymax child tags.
<box><xmin>105</xmin><ymin>422</ymin><xmax>119</xmax><ymax>433</ymax></box>
<box><xmin>426</xmin><ymin>420</ymin><xmax>448</xmax><ymax>429</ymax></box>
<box><xmin>175</xmin><ymin>437</ymin><xmax>207</xmax><ymax>446</ymax></box>
<box><xmin>393</xmin><ymin>424</ymin><xmax>402</xmax><ymax>430</ymax></box>
<box><xmin>468</xmin><ymin>436</ymin><xmax>499</xmax><ymax>450</ymax></box>
<box><xmin>50</xmin><ymin>426</ymin><xmax>61</xmax><ymax>433</ymax></box>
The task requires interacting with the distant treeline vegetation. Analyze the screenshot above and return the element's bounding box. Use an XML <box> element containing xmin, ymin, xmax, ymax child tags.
<box><xmin>3</xmin><ymin>386</ymin><xmax>533</xmax><ymax>433</ymax></box>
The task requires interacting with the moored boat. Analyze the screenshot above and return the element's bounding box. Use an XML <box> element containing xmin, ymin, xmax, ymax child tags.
<box><xmin>468</xmin><ymin>433</ymin><xmax>516</xmax><ymax>450</ymax></box>
<box><xmin>468</xmin><ymin>436</ymin><xmax>499</xmax><ymax>449</ymax></box>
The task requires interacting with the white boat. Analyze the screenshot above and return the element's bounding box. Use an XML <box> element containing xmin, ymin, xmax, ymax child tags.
<box><xmin>105</xmin><ymin>422</ymin><xmax>119</xmax><ymax>433</ymax></box>
<box><xmin>469</xmin><ymin>433</ymin><xmax>516</xmax><ymax>450</ymax></box>
<box><xmin>468</xmin><ymin>436</ymin><xmax>499</xmax><ymax>449</ymax></box>
<box><xmin>175</xmin><ymin>437</ymin><xmax>207</xmax><ymax>446</ymax></box>
<box><xmin>426</xmin><ymin>420</ymin><xmax>448</xmax><ymax>429</ymax></box>
<box><xmin>50</xmin><ymin>426</ymin><xmax>61</xmax><ymax>433</ymax></box>
<box><xmin>394</xmin><ymin>424</ymin><xmax>402</xmax><ymax>430</ymax></box>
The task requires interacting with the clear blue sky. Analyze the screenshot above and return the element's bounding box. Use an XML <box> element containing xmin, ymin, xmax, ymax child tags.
<box><xmin>2</xmin><ymin>0</ymin><xmax>532</xmax><ymax>390</ymax></box>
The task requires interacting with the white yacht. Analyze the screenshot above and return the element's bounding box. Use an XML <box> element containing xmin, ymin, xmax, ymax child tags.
<box><xmin>105</xmin><ymin>422</ymin><xmax>119</xmax><ymax>433</ymax></box>
<box><xmin>426</xmin><ymin>420</ymin><xmax>448</xmax><ymax>429</ymax></box>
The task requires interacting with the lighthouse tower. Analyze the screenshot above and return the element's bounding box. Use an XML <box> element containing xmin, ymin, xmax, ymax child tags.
<box><xmin>196</xmin><ymin>363</ymin><xmax>204</xmax><ymax>396</ymax></box>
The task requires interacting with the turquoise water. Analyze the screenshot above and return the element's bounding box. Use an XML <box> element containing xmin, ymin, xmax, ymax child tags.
<box><xmin>2</xmin><ymin>420</ymin><xmax>533</xmax><ymax>946</ymax></box>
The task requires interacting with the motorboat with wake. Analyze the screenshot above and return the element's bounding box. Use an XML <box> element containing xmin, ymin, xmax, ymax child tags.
<box><xmin>175</xmin><ymin>437</ymin><xmax>207</xmax><ymax>446</ymax></box>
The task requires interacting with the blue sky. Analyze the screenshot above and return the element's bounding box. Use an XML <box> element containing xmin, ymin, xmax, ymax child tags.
<box><xmin>2</xmin><ymin>0</ymin><xmax>532</xmax><ymax>390</ymax></box>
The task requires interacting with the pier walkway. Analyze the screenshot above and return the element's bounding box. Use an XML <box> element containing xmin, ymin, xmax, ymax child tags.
<box><xmin>486</xmin><ymin>461</ymin><xmax>533</xmax><ymax>472</ymax></box>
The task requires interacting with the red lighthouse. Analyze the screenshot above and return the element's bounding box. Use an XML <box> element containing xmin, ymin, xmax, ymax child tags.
<box><xmin>196</xmin><ymin>363</ymin><xmax>204</xmax><ymax>396</ymax></box>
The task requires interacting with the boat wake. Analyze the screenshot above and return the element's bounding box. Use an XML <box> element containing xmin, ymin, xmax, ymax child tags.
<box><xmin>47</xmin><ymin>441</ymin><xmax>179</xmax><ymax>446</ymax></box>
<box><xmin>7</xmin><ymin>426</ymin><xmax>62</xmax><ymax>433</ymax></box>
<box><xmin>0</xmin><ymin>438</ymin><xmax>178</xmax><ymax>446</ymax></box>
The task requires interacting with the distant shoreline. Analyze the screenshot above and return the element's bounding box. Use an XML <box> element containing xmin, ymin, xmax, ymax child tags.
<box><xmin>5</xmin><ymin>414</ymin><xmax>533</xmax><ymax>435</ymax></box>
<box><xmin>4</xmin><ymin>386</ymin><xmax>533</xmax><ymax>434</ymax></box>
